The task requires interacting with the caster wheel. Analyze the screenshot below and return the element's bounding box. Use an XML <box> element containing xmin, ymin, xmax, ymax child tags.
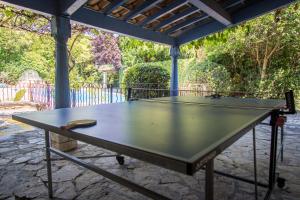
<box><xmin>116</xmin><ymin>155</ymin><xmax>125</xmax><ymax>165</ymax></box>
<box><xmin>277</xmin><ymin>177</ymin><xmax>286</xmax><ymax>188</ymax></box>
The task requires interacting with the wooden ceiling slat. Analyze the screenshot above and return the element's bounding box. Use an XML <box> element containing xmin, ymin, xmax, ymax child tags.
<box><xmin>164</xmin><ymin>14</ymin><xmax>209</xmax><ymax>34</ymax></box>
<box><xmin>3</xmin><ymin>0</ymin><xmax>295</xmax><ymax>45</ymax></box>
<box><xmin>123</xmin><ymin>0</ymin><xmax>164</xmax><ymax>21</ymax></box>
<box><xmin>154</xmin><ymin>6</ymin><xmax>199</xmax><ymax>31</ymax></box>
<box><xmin>103</xmin><ymin>0</ymin><xmax>129</xmax><ymax>14</ymax></box>
<box><xmin>139</xmin><ymin>0</ymin><xmax>187</xmax><ymax>26</ymax></box>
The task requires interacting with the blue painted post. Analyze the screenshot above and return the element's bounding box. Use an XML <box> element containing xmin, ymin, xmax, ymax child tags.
<box><xmin>51</xmin><ymin>16</ymin><xmax>71</xmax><ymax>109</ymax></box>
<box><xmin>110</xmin><ymin>84</ymin><xmax>113</xmax><ymax>103</ymax></box>
<box><xmin>170</xmin><ymin>45</ymin><xmax>180</xmax><ymax>96</ymax></box>
<box><xmin>72</xmin><ymin>89</ymin><xmax>76</xmax><ymax>107</ymax></box>
<box><xmin>46</xmin><ymin>82</ymin><xmax>51</xmax><ymax>107</ymax></box>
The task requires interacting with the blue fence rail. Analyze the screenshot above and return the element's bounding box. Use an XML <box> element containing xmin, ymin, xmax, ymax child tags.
<box><xmin>0</xmin><ymin>83</ymin><xmax>126</xmax><ymax>109</ymax></box>
<box><xmin>1</xmin><ymin>83</ymin><xmax>298</xmax><ymax>110</ymax></box>
<box><xmin>0</xmin><ymin>83</ymin><xmax>211</xmax><ymax>109</ymax></box>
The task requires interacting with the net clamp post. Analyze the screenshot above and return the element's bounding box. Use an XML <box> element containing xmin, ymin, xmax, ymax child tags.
<box><xmin>194</xmin><ymin>151</ymin><xmax>217</xmax><ymax>171</ymax></box>
<box><xmin>276</xmin><ymin>116</ymin><xmax>285</xmax><ymax>127</ymax></box>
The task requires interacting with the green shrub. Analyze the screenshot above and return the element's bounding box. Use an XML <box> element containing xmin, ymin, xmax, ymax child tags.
<box><xmin>178</xmin><ymin>60</ymin><xmax>232</xmax><ymax>92</ymax></box>
<box><xmin>14</xmin><ymin>89</ymin><xmax>26</xmax><ymax>101</ymax></box>
<box><xmin>121</xmin><ymin>65</ymin><xmax>170</xmax><ymax>98</ymax></box>
<box><xmin>127</xmin><ymin>58</ymin><xmax>199</xmax><ymax>86</ymax></box>
<box><xmin>257</xmin><ymin>68</ymin><xmax>300</xmax><ymax>105</ymax></box>
<box><xmin>208</xmin><ymin>65</ymin><xmax>232</xmax><ymax>92</ymax></box>
<box><xmin>121</xmin><ymin>59</ymin><xmax>232</xmax><ymax>94</ymax></box>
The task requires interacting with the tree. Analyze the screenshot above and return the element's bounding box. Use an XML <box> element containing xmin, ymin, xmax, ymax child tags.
<box><xmin>174</xmin><ymin>3</ymin><xmax>299</xmax><ymax>105</ymax></box>
<box><xmin>92</xmin><ymin>33</ymin><xmax>122</xmax><ymax>70</ymax></box>
<box><xmin>0</xmin><ymin>4</ymin><xmax>101</xmax><ymax>87</ymax></box>
<box><xmin>244</xmin><ymin>7</ymin><xmax>300</xmax><ymax>81</ymax></box>
<box><xmin>119</xmin><ymin>37</ymin><xmax>196</xmax><ymax>67</ymax></box>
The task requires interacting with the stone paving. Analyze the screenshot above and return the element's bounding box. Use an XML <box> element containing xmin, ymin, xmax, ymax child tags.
<box><xmin>0</xmin><ymin>113</ymin><xmax>299</xmax><ymax>200</ymax></box>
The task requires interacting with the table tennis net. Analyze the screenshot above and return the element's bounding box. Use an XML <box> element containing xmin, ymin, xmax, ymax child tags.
<box><xmin>127</xmin><ymin>88</ymin><xmax>295</xmax><ymax>112</ymax></box>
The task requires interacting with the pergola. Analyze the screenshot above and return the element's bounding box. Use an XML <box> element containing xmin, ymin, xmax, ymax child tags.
<box><xmin>0</xmin><ymin>0</ymin><xmax>296</xmax><ymax>108</ymax></box>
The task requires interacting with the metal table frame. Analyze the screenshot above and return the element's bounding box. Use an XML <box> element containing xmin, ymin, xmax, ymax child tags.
<box><xmin>41</xmin><ymin>109</ymin><xmax>282</xmax><ymax>200</ymax></box>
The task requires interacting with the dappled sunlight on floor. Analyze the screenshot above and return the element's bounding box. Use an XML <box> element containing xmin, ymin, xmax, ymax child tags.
<box><xmin>0</xmin><ymin>117</ymin><xmax>37</xmax><ymax>136</ymax></box>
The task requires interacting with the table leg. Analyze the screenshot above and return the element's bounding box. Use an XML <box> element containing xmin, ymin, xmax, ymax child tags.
<box><xmin>253</xmin><ymin>128</ymin><xmax>258</xmax><ymax>200</ymax></box>
<box><xmin>205</xmin><ymin>159</ymin><xmax>214</xmax><ymax>200</ymax></box>
<box><xmin>45</xmin><ymin>130</ymin><xmax>53</xmax><ymax>198</ymax></box>
<box><xmin>268</xmin><ymin>113</ymin><xmax>279</xmax><ymax>190</ymax></box>
<box><xmin>280</xmin><ymin>126</ymin><xmax>284</xmax><ymax>162</ymax></box>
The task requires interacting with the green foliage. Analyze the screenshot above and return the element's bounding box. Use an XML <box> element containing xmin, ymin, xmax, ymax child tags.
<box><xmin>0</xmin><ymin>3</ymin><xmax>299</xmax><ymax>107</ymax></box>
<box><xmin>189</xmin><ymin>5</ymin><xmax>300</xmax><ymax>102</ymax></box>
<box><xmin>119</xmin><ymin>37</ymin><xmax>196</xmax><ymax>67</ymax></box>
<box><xmin>122</xmin><ymin>65</ymin><xmax>170</xmax><ymax>98</ymax></box>
<box><xmin>0</xmin><ymin>27</ymin><xmax>101</xmax><ymax>88</ymax></box>
<box><xmin>119</xmin><ymin>37</ymin><xmax>170</xmax><ymax>67</ymax></box>
<box><xmin>207</xmin><ymin>65</ymin><xmax>232</xmax><ymax>92</ymax></box>
<box><xmin>258</xmin><ymin>68</ymin><xmax>300</xmax><ymax>98</ymax></box>
<box><xmin>0</xmin><ymin>28</ymin><xmax>55</xmax><ymax>84</ymax></box>
<box><xmin>0</xmin><ymin>5</ymin><xmax>102</xmax><ymax>88</ymax></box>
<box><xmin>107</xmin><ymin>72</ymin><xmax>119</xmax><ymax>87</ymax></box>
<box><xmin>177</xmin><ymin>59</ymin><xmax>231</xmax><ymax>92</ymax></box>
<box><xmin>130</xmin><ymin>58</ymin><xmax>194</xmax><ymax>86</ymax></box>
<box><xmin>14</xmin><ymin>89</ymin><xmax>26</xmax><ymax>101</ymax></box>
<box><xmin>0</xmin><ymin>29</ymin><xmax>30</xmax><ymax>84</ymax></box>
<box><xmin>129</xmin><ymin>59</ymin><xmax>231</xmax><ymax>92</ymax></box>
<box><xmin>122</xmin><ymin>65</ymin><xmax>170</xmax><ymax>88</ymax></box>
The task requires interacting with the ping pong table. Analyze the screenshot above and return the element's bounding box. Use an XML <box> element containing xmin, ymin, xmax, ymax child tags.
<box><xmin>12</xmin><ymin>94</ymin><xmax>294</xmax><ymax>200</ymax></box>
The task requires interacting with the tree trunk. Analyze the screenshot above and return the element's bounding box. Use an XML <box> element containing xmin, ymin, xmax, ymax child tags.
<box><xmin>261</xmin><ymin>58</ymin><xmax>268</xmax><ymax>80</ymax></box>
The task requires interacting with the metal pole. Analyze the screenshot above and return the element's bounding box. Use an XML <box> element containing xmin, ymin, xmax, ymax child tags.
<box><xmin>268</xmin><ymin>111</ymin><xmax>279</xmax><ymax>190</ymax></box>
<box><xmin>280</xmin><ymin>126</ymin><xmax>284</xmax><ymax>162</ymax></box>
<box><xmin>205</xmin><ymin>159</ymin><xmax>214</xmax><ymax>200</ymax></box>
<box><xmin>49</xmin><ymin>147</ymin><xmax>171</xmax><ymax>200</ymax></box>
<box><xmin>45</xmin><ymin>130</ymin><xmax>53</xmax><ymax>198</ymax></box>
<box><xmin>127</xmin><ymin>88</ymin><xmax>132</xmax><ymax>101</ymax></box>
<box><xmin>110</xmin><ymin>84</ymin><xmax>113</xmax><ymax>103</ymax></box>
<box><xmin>253</xmin><ymin>128</ymin><xmax>258</xmax><ymax>200</ymax></box>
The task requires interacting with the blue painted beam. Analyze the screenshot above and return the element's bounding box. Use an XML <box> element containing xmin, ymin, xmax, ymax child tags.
<box><xmin>187</xmin><ymin>0</ymin><xmax>232</xmax><ymax>25</ymax></box>
<box><xmin>165</xmin><ymin>15</ymin><xmax>209</xmax><ymax>35</ymax></box>
<box><xmin>0</xmin><ymin>0</ymin><xmax>57</xmax><ymax>16</ymax></box>
<box><xmin>176</xmin><ymin>0</ymin><xmax>296</xmax><ymax>45</ymax></box>
<box><xmin>153</xmin><ymin>6</ymin><xmax>199</xmax><ymax>31</ymax></box>
<box><xmin>139</xmin><ymin>0</ymin><xmax>187</xmax><ymax>27</ymax></box>
<box><xmin>123</xmin><ymin>0</ymin><xmax>163</xmax><ymax>21</ymax></box>
<box><xmin>72</xmin><ymin>7</ymin><xmax>175</xmax><ymax>45</ymax></box>
<box><xmin>232</xmin><ymin>0</ymin><xmax>295</xmax><ymax>23</ymax></box>
<box><xmin>103</xmin><ymin>0</ymin><xmax>129</xmax><ymax>15</ymax></box>
<box><xmin>224</xmin><ymin>0</ymin><xmax>246</xmax><ymax>10</ymax></box>
<box><xmin>61</xmin><ymin>0</ymin><xmax>88</xmax><ymax>15</ymax></box>
<box><xmin>177</xmin><ymin>20</ymin><xmax>225</xmax><ymax>44</ymax></box>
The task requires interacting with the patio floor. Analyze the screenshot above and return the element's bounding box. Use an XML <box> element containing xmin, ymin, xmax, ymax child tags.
<box><xmin>0</xmin><ymin>113</ymin><xmax>299</xmax><ymax>200</ymax></box>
